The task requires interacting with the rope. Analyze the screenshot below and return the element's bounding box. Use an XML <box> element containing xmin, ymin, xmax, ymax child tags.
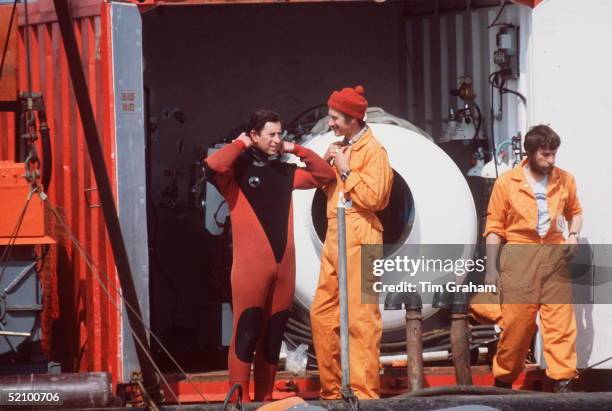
<box><xmin>562</xmin><ymin>354</ymin><xmax>612</xmax><ymax>390</ymax></box>
<box><xmin>43</xmin><ymin>198</ymin><xmax>182</xmax><ymax>408</ymax></box>
<box><xmin>221</xmin><ymin>384</ymin><xmax>243</xmax><ymax>411</ymax></box>
<box><xmin>42</xmin><ymin>195</ymin><xmax>210</xmax><ymax>407</ymax></box>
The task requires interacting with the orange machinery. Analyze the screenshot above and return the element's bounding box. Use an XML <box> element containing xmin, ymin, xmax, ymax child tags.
<box><xmin>0</xmin><ymin>161</ymin><xmax>53</xmax><ymax>245</ymax></box>
<box><xmin>0</xmin><ymin>160</ymin><xmax>56</xmax><ymax>370</ymax></box>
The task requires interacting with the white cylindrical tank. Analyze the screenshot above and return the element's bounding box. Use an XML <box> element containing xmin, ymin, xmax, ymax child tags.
<box><xmin>292</xmin><ymin>123</ymin><xmax>477</xmax><ymax>331</ymax></box>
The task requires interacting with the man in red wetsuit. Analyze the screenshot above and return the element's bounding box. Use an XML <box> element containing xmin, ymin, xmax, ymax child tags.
<box><xmin>204</xmin><ymin>109</ymin><xmax>335</xmax><ymax>402</ymax></box>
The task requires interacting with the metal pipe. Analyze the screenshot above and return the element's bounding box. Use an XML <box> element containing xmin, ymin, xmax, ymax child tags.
<box><xmin>337</xmin><ymin>193</ymin><xmax>350</xmax><ymax>390</ymax></box>
<box><xmin>0</xmin><ymin>372</ymin><xmax>117</xmax><ymax>408</ymax></box>
<box><xmin>451</xmin><ymin>312</ymin><xmax>473</xmax><ymax>385</ymax></box>
<box><xmin>160</xmin><ymin>392</ymin><xmax>612</xmax><ymax>411</ymax></box>
<box><xmin>0</xmin><ymin>330</ymin><xmax>31</xmax><ymax>337</ymax></box>
<box><xmin>51</xmin><ymin>0</ymin><xmax>161</xmax><ymax>401</ymax></box>
<box><xmin>384</xmin><ymin>291</ymin><xmax>425</xmax><ymax>392</ymax></box>
<box><xmin>380</xmin><ymin>348</ymin><xmax>489</xmax><ymax>365</ymax></box>
<box><xmin>405</xmin><ymin>309</ymin><xmax>424</xmax><ymax>391</ymax></box>
<box><xmin>379</xmin><ymin>350</ymin><xmax>450</xmax><ymax>365</ymax></box>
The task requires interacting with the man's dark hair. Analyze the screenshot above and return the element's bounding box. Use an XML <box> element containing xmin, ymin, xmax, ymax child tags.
<box><xmin>340</xmin><ymin>112</ymin><xmax>366</xmax><ymax>129</ymax></box>
<box><xmin>249</xmin><ymin>109</ymin><xmax>281</xmax><ymax>134</ymax></box>
<box><xmin>524</xmin><ymin>124</ymin><xmax>561</xmax><ymax>154</ymax></box>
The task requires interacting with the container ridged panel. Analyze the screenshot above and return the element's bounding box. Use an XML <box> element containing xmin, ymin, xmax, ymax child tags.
<box><xmin>3</xmin><ymin>0</ymin><xmax>121</xmax><ymax>386</ymax></box>
<box><xmin>406</xmin><ymin>5</ymin><xmax>524</xmax><ymax>145</ymax></box>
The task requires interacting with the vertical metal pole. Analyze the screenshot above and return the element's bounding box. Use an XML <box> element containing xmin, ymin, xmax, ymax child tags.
<box><xmin>405</xmin><ymin>308</ymin><xmax>424</xmax><ymax>391</ymax></box>
<box><xmin>451</xmin><ymin>312</ymin><xmax>473</xmax><ymax>385</ymax></box>
<box><xmin>451</xmin><ymin>292</ymin><xmax>473</xmax><ymax>385</ymax></box>
<box><xmin>337</xmin><ymin>193</ymin><xmax>351</xmax><ymax>389</ymax></box>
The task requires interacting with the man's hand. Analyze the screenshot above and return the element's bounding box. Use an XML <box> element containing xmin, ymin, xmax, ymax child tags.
<box><xmin>334</xmin><ymin>146</ymin><xmax>352</xmax><ymax>174</ymax></box>
<box><xmin>323</xmin><ymin>142</ymin><xmax>343</xmax><ymax>163</ymax></box>
<box><xmin>484</xmin><ymin>233</ymin><xmax>502</xmax><ymax>294</ymax></box>
<box><xmin>484</xmin><ymin>267</ymin><xmax>499</xmax><ymax>292</ymax></box>
<box><xmin>563</xmin><ymin>234</ymin><xmax>579</xmax><ymax>261</ymax></box>
<box><xmin>281</xmin><ymin>141</ymin><xmax>295</xmax><ymax>154</ymax></box>
<box><xmin>234</xmin><ymin>132</ymin><xmax>252</xmax><ymax>148</ymax></box>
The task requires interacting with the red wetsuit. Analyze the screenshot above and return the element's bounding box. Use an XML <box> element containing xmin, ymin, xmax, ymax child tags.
<box><xmin>204</xmin><ymin>140</ymin><xmax>334</xmax><ymax>401</ymax></box>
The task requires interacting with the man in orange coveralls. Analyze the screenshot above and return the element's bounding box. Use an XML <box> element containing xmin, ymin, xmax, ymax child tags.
<box><xmin>310</xmin><ymin>85</ymin><xmax>393</xmax><ymax>400</ymax></box>
<box><xmin>204</xmin><ymin>109</ymin><xmax>335</xmax><ymax>402</ymax></box>
<box><xmin>478</xmin><ymin>124</ymin><xmax>582</xmax><ymax>393</ymax></box>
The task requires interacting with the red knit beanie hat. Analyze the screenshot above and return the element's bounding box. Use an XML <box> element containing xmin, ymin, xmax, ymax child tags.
<box><xmin>327</xmin><ymin>85</ymin><xmax>368</xmax><ymax>121</ymax></box>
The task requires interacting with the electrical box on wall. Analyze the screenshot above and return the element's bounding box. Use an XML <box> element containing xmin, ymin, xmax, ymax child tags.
<box><xmin>494</xmin><ymin>25</ymin><xmax>519</xmax><ymax>79</ymax></box>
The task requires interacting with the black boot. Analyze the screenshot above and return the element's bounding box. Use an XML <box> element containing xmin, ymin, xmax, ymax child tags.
<box><xmin>553</xmin><ymin>379</ymin><xmax>572</xmax><ymax>393</ymax></box>
<box><xmin>494</xmin><ymin>379</ymin><xmax>512</xmax><ymax>389</ymax></box>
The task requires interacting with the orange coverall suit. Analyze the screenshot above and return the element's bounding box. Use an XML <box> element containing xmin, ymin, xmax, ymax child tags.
<box><xmin>474</xmin><ymin>159</ymin><xmax>582</xmax><ymax>383</ymax></box>
<box><xmin>310</xmin><ymin>128</ymin><xmax>393</xmax><ymax>399</ymax></box>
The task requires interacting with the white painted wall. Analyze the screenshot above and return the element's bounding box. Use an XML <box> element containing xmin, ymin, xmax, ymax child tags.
<box><xmin>530</xmin><ymin>0</ymin><xmax>612</xmax><ymax>370</ymax></box>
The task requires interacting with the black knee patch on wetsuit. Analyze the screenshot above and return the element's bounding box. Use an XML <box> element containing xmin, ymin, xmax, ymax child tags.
<box><xmin>262</xmin><ymin>310</ymin><xmax>291</xmax><ymax>364</ymax></box>
<box><xmin>235</xmin><ymin>307</ymin><xmax>264</xmax><ymax>362</ymax></box>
